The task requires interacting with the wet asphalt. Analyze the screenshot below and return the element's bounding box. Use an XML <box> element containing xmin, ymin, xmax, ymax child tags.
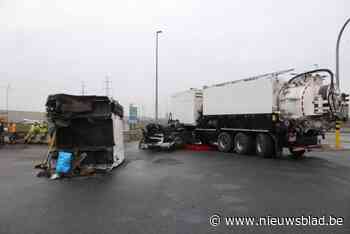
<box><xmin>0</xmin><ymin>143</ymin><xmax>350</xmax><ymax>234</ymax></box>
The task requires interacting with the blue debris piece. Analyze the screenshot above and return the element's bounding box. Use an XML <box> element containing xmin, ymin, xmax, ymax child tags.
<box><xmin>56</xmin><ymin>151</ymin><xmax>73</xmax><ymax>174</ymax></box>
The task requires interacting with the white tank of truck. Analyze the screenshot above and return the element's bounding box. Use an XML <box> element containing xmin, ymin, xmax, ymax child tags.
<box><xmin>203</xmin><ymin>69</ymin><xmax>348</xmax><ymax>123</ymax></box>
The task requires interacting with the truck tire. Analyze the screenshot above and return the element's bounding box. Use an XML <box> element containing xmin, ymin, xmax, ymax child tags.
<box><xmin>217</xmin><ymin>132</ymin><xmax>233</xmax><ymax>152</ymax></box>
<box><xmin>234</xmin><ymin>133</ymin><xmax>253</xmax><ymax>155</ymax></box>
<box><xmin>256</xmin><ymin>133</ymin><xmax>274</xmax><ymax>158</ymax></box>
<box><xmin>289</xmin><ymin>148</ymin><xmax>305</xmax><ymax>159</ymax></box>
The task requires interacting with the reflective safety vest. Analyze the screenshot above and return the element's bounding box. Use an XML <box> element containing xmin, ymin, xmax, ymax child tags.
<box><xmin>9</xmin><ymin>124</ymin><xmax>16</xmax><ymax>133</ymax></box>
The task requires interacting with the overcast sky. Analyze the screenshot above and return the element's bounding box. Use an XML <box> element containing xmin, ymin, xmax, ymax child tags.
<box><xmin>0</xmin><ymin>0</ymin><xmax>349</xmax><ymax>117</ymax></box>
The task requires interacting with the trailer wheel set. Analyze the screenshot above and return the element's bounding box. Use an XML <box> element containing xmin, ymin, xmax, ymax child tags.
<box><xmin>211</xmin><ymin>131</ymin><xmax>302</xmax><ymax>158</ymax></box>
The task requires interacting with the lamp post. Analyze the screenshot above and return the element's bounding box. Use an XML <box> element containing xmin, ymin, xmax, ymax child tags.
<box><xmin>336</xmin><ymin>17</ymin><xmax>350</xmax><ymax>90</ymax></box>
<box><xmin>335</xmin><ymin>17</ymin><xmax>350</xmax><ymax>149</ymax></box>
<box><xmin>155</xmin><ymin>30</ymin><xmax>162</xmax><ymax>121</ymax></box>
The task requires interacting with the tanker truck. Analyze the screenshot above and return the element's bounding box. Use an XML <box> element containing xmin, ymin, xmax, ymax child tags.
<box><xmin>140</xmin><ymin>69</ymin><xmax>348</xmax><ymax>158</ymax></box>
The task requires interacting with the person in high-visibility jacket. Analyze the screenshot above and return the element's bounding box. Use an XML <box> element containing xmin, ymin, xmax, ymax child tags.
<box><xmin>38</xmin><ymin>122</ymin><xmax>48</xmax><ymax>143</ymax></box>
<box><xmin>0</xmin><ymin>121</ymin><xmax>4</xmax><ymax>145</ymax></box>
<box><xmin>25</xmin><ymin>122</ymin><xmax>40</xmax><ymax>143</ymax></box>
<box><xmin>8</xmin><ymin>122</ymin><xmax>17</xmax><ymax>144</ymax></box>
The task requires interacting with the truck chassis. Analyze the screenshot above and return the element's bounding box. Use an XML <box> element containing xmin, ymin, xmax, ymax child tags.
<box><xmin>194</xmin><ymin>113</ymin><xmax>320</xmax><ymax>158</ymax></box>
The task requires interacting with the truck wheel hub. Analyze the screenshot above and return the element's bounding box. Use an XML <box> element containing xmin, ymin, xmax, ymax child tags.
<box><xmin>236</xmin><ymin>141</ymin><xmax>243</xmax><ymax>151</ymax></box>
<box><xmin>257</xmin><ymin>142</ymin><xmax>262</xmax><ymax>153</ymax></box>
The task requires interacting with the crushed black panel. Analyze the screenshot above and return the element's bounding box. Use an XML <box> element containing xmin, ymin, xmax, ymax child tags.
<box><xmin>46</xmin><ymin>94</ymin><xmax>123</xmax><ymax>120</ymax></box>
<box><xmin>56</xmin><ymin>118</ymin><xmax>114</xmax><ymax>149</ymax></box>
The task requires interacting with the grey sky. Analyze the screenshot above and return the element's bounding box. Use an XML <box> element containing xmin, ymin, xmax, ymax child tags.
<box><xmin>0</xmin><ymin>0</ymin><xmax>349</xmax><ymax>117</ymax></box>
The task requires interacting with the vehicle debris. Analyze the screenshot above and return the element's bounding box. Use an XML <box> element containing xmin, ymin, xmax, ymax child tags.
<box><xmin>139</xmin><ymin>120</ymin><xmax>195</xmax><ymax>150</ymax></box>
<box><xmin>35</xmin><ymin>94</ymin><xmax>125</xmax><ymax>179</ymax></box>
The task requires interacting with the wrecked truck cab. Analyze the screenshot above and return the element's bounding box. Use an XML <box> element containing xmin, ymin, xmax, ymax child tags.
<box><xmin>45</xmin><ymin>94</ymin><xmax>124</xmax><ymax>176</ymax></box>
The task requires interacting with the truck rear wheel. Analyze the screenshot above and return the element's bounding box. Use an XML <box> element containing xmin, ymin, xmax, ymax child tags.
<box><xmin>234</xmin><ymin>133</ymin><xmax>253</xmax><ymax>155</ymax></box>
<box><xmin>217</xmin><ymin>132</ymin><xmax>233</xmax><ymax>152</ymax></box>
<box><xmin>256</xmin><ymin>133</ymin><xmax>274</xmax><ymax>158</ymax></box>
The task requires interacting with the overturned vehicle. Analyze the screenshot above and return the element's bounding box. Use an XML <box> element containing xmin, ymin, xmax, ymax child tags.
<box><xmin>36</xmin><ymin>94</ymin><xmax>124</xmax><ymax>178</ymax></box>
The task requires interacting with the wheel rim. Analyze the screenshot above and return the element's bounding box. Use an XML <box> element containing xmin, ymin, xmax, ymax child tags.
<box><xmin>236</xmin><ymin>140</ymin><xmax>243</xmax><ymax>151</ymax></box>
<box><xmin>256</xmin><ymin>140</ymin><xmax>262</xmax><ymax>153</ymax></box>
<box><xmin>219</xmin><ymin>135</ymin><xmax>229</xmax><ymax>148</ymax></box>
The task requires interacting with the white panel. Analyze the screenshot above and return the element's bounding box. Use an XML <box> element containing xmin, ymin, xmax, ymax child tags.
<box><xmin>112</xmin><ymin>114</ymin><xmax>125</xmax><ymax>168</ymax></box>
<box><xmin>170</xmin><ymin>89</ymin><xmax>202</xmax><ymax>125</ymax></box>
<box><xmin>203</xmin><ymin>77</ymin><xmax>273</xmax><ymax>115</ymax></box>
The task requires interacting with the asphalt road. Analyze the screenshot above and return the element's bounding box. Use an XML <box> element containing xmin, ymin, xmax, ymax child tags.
<box><xmin>0</xmin><ymin>143</ymin><xmax>350</xmax><ymax>234</ymax></box>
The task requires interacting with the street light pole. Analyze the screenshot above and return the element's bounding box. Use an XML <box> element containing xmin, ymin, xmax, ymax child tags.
<box><xmin>155</xmin><ymin>30</ymin><xmax>162</xmax><ymax>121</ymax></box>
<box><xmin>336</xmin><ymin>17</ymin><xmax>350</xmax><ymax>90</ymax></box>
<box><xmin>335</xmin><ymin>17</ymin><xmax>350</xmax><ymax>149</ymax></box>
